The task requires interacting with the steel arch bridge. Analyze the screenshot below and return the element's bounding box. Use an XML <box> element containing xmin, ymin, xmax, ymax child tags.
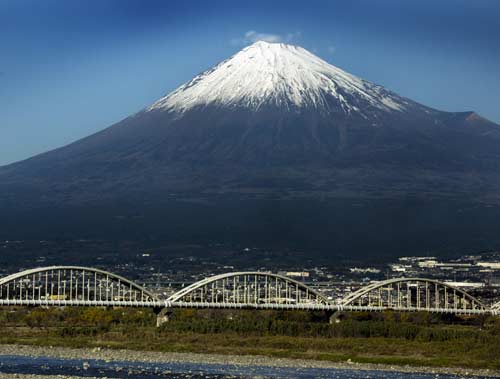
<box><xmin>0</xmin><ymin>266</ymin><xmax>498</xmax><ymax>318</ymax></box>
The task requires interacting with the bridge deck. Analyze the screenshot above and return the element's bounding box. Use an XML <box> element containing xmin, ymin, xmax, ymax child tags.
<box><xmin>0</xmin><ymin>299</ymin><xmax>494</xmax><ymax>315</ymax></box>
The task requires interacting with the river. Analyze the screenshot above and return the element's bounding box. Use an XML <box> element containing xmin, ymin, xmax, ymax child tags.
<box><xmin>0</xmin><ymin>354</ymin><xmax>494</xmax><ymax>379</ymax></box>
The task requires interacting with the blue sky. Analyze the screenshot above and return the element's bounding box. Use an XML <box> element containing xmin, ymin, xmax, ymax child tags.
<box><xmin>1</xmin><ymin>0</ymin><xmax>499</xmax><ymax>166</ymax></box>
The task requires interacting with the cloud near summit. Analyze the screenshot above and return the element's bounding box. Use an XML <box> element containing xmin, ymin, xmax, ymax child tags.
<box><xmin>231</xmin><ymin>30</ymin><xmax>301</xmax><ymax>46</ymax></box>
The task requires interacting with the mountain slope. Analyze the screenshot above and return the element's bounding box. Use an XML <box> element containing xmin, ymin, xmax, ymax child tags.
<box><xmin>2</xmin><ymin>41</ymin><xmax>500</xmax><ymax>200</ymax></box>
<box><xmin>1</xmin><ymin>41</ymin><xmax>500</xmax><ymax>255</ymax></box>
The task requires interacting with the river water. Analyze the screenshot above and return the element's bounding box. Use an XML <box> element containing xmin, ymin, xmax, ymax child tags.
<box><xmin>0</xmin><ymin>355</ymin><xmax>491</xmax><ymax>379</ymax></box>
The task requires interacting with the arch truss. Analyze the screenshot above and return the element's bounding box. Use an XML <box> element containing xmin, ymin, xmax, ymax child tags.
<box><xmin>0</xmin><ymin>266</ymin><xmax>160</xmax><ymax>307</ymax></box>
<box><xmin>167</xmin><ymin>272</ymin><xmax>330</xmax><ymax>309</ymax></box>
<box><xmin>341</xmin><ymin>278</ymin><xmax>487</xmax><ymax>314</ymax></box>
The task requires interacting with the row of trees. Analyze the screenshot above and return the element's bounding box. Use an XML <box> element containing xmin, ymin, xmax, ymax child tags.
<box><xmin>0</xmin><ymin>306</ymin><xmax>498</xmax><ymax>343</ymax></box>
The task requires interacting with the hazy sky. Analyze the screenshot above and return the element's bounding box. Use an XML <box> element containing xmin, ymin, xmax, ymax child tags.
<box><xmin>1</xmin><ymin>0</ymin><xmax>499</xmax><ymax>166</ymax></box>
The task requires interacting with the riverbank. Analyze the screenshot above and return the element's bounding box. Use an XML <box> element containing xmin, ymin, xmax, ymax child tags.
<box><xmin>1</xmin><ymin>307</ymin><xmax>499</xmax><ymax>373</ymax></box>
<box><xmin>0</xmin><ymin>344</ymin><xmax>499</xmax><ymax>378</ymax></box>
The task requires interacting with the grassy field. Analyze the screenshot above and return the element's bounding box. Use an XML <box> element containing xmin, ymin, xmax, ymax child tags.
<box><xmin>0</xmin><ymin>307</ymin><xmax>498</xmax><ymax>369</ymax></box>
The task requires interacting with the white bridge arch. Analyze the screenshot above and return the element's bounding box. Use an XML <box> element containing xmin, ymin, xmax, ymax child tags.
<box><xmin>167</xmin><ymin>271</ymin><xmax>330</xmax><ymax>307</ymax></box>
<box><xmin>341</xmin><ymin>277</ymin><xmax>487</xmax><ymax>312</ymax></box>
<box><xmin>0</xmin><ymin>266</ymin><xmax>161</xmax><ymax>307</ymax></box>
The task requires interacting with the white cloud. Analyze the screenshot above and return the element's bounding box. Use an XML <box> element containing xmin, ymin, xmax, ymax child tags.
<box><xmin>245</xmin><ymin>30</ymin><xmax>282</xmax><ymax>43</ymax></box>
<box><xmin>285</xmin><ymin>31</ymin><xmax>302</xmax><ymax>42</ymax></box>
<box><xmin>231</xmin><ymin>30</ymin><xmax>301</xmax><ymax>46</ymax></box>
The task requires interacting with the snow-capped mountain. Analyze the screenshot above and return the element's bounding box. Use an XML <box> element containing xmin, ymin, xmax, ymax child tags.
<box><xmin>2</xmin><ymin>40</ymin><xmax>499</xmax><ymax>196</ymax></box>
<box><xmin>148</xmin><ymin>41</ymin><xmax>408</xmax><ymax>115</ymax></box>
<box><xmin>1</xmin><ymin>41</ymin><xmax>500</xmax><ymax>255</ymax></box>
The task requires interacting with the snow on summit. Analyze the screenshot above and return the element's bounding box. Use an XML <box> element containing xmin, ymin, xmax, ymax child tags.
<box><xmin>148</xmin><ymin>41</ymin><xmax>408</xmax><ymax>115</ymax></box>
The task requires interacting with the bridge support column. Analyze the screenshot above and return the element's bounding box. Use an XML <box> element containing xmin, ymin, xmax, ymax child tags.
<box><xmin>326</xmin><ymin>310</ymin><xmax>344</xmax><ymax>324</ymax></box>
<box><xmin>154</xmin><ymin>307</ymin><xmax>172</xmax><ymax>327</ymax></box>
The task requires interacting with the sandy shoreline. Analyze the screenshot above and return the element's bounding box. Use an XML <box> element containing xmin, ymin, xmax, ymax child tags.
<box><xmin>0</xmin><ymin>344</ymin><xmax>498</xmax><ymax>378</ymax></box>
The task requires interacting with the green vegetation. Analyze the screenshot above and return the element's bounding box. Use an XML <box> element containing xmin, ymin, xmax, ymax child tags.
<box><xmin>0</xmin><ymin>307</ymin><xmax>499</xmax><ymax>369</ymax></box>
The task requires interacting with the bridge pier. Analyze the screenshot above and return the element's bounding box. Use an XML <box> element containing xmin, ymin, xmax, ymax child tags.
<box><xmin>154</xmin><ymin>307</ymin><xmax>172</xmax><ymax>327</ymax></box>
<box><xmin>327</xmin><ymin>310</ymin><xmax>345</xmax><ymax>324</ymax></box>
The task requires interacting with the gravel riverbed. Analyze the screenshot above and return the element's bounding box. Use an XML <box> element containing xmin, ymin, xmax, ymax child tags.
<box><xmin>0</xmin><ymin>344</ymin><xmax>498</xmax><ymax>378</ymax></box>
